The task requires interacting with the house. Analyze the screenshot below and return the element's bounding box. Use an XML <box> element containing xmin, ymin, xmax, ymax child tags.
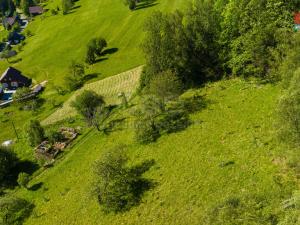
<box><xmin>294</xmin><ymin>12</ymin><xmax>300</xmax><ymax>31</ymax></box>
<box><xmin>29</xmin><ymin>6</ymin><xmax>44</xmax><ymax>15</ymax></box>
<box><xmin>0</xmin><ymin>67</ymin><xmax>32</xmax><ymax>90</ymax></box>
<box><xmin>3</xmin><ymin>15</ymin><xmax>19</xmax><ymax>29</ymax></box>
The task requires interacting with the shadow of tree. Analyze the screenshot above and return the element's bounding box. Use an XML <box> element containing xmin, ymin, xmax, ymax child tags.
<box><xmin>29</xmin><ymin>182</ymin><xmax>43</xmax><ymax>191</ymax></box>
<box><xmin>101</xmin><ymin>48</ymin><xmax>118</xmax><ymax>56</ymax></box>
<box><xmin>129</xmin><ymin>159</ymin><xmax>156</xmax><ymax>204</ymax></box>
<box><xmin>82</xmin><ymin>73</ymin><xmax>99</xmax><ymax>82</ymax></box>
<box><xmin>135</xmin><ymin>0</ymin><xmax>158</xmax><ymax>10</ymax></box>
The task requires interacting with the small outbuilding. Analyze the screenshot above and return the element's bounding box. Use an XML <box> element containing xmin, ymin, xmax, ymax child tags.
<box><xmin>29</xmin><ymin>6</ymin><xmax>44</xmax><ymax>15</ymax></box>
<box><xmin>0</xmin><ymin>67</ymin><xmax>32</xmax><ymax>90</ymax></box>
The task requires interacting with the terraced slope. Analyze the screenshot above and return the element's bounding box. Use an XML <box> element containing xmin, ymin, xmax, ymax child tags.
<box><xmin>43</xmin><ymin>66</ymin><xmax>142</xmax><ymax>125</ymax></box>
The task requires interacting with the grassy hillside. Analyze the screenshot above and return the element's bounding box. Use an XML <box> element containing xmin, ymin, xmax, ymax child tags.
<box><xmin>0</xmin><ymin>0</ymin><xmax>186</xmax><ymax>85</ymax></box>
<box><xmin>0</xmin><ymin>0</ymin><xmax>185</xmax><ymax>144</ymax></box>
<box><xmin>15</xmin><ymin>78</ymin><xmax>295</xmax><ymax>224</ymax></box>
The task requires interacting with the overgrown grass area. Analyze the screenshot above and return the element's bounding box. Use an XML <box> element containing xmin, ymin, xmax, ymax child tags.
<box><xmin>43</xmin><ymin>66</ymin><xmax>142</xmax><ymax>125</ymax></box>
<box><xmin>13</xmin><ymin>78</ymin><xmax>296</xmax><ymax>224</ymax></box>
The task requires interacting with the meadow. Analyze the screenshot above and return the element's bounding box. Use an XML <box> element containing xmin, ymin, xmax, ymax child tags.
<box><xmin>0</xmin><ymin>0</ymin><xmax>185</xmax><ymax>146</ymax></box>
<box><xmin>14</xmin><ymin>78</ymin><xmax>296</xmax><ymax>224</ymax></box>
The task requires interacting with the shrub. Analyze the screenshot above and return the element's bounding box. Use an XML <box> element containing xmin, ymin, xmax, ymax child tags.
<box><xmin>17</xmin><ymin>172</ymin><xmax>30</xmax><ymax>189</ymax></box>
<box><xmin>93</xmin><ymin>146</ymin><xmax>154</xmax><ymax>213</ymax></box>
<box><xmin>277</xmin><ymin>69</ymin><xmax>300</xmax><ymax>146</ymax></box>
<box><xmin>155</xmin><ymin>109</ymin><xmax>190</xmax><ymax>135</ymax></box>
<box><xmin>62</xmin><ymin>0</ymin><xmax>73</xmax><ymax>14</ymax></box>
<box><xmin>27</xmin><ymin>120</ymin><xmax>45</xmax><ymax>147</ymax></box>
<box><xmin>0</xmin><ymin>196</ymin><xmax>34</xmax><ymax>225</ymax></box>
<box><xmin>145</xmin><ymin>70</ymin><xmax>183</xmax><ymax>103</ymax></box>
<box><xmin>135</xmin><ymin>118</ymin><xmax>159</xmax><ymax>144</ymax></box>
<box><xmin>46</xmin><ymin>130</ymin><xmax>64</xmax><ymax>144</ymax></box>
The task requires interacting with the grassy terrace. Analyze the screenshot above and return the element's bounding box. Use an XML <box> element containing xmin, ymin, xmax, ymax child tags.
<box><xmin>15</xmin><ymin>78</ymin><xmax>295</xmax><ymax>224</ymax></box>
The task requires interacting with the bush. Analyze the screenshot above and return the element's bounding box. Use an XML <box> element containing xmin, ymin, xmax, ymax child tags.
<box><xmin>0</xmin><ymin>147</ymin><xmax>18</xmax><ymax>185</ymax></box>
<box><xmin>277</xmin><ymin>69</ymin><xmax>300</xmax><ymax>146</ymax></box>
<box><xmin>46</xmin><ymin>129</ymin><xmax>64</xmax><ymax>144</ymax></box>
<box><xmin>155</xmin><ymin>109</ymin><xmax>190</xmax><ymax>135</ymax></box>
<box><xmin>93</xmin><ymin>146</ymin><xmax>136</xmax><ymax>213</ymax></box>
<box><xmin>135</xmin><ymin>118</ymin><xmax>160</xmax><ymax>144</ymax></box>
<box><xmin>0</xmin><ymin>196</ymin><xmax>34</xmax><ymax>225</ymax></box>
<box><xmin>93</xmin><ymin>146</ymin><xmax>154</xmax><ymax>213</ymax></box>
<box><xmin>27</xmin><ymin>120</ymin><xmax>45</xmax><ymax>147</ymax></box>
<box><xmin>17</xmin><ymin>172</ymin><xmax>30</xmax><ymax>189</ymax></box>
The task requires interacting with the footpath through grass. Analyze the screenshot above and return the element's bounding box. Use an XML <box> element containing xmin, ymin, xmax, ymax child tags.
<box><xmin>15</xmin><ymin>78</ymin><xmax>296</xmax><ymax>225</ymax></box>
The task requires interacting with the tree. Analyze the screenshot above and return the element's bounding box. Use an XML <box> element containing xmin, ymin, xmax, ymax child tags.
<box><xmin>85</xmin><ymin>37</ymin><xmax>107</xmax><ymax>64</ymax></box>
<box><xmin>17</xmin><ymin>172</ymin><xmax>30</xmax><ymax>189</ymax></box>
<box><xmin>20</xmin><ymin>0</ymin><xmax>29</xmax><ymax>16</ymax></box>
<box><xmin>146</xmin><ymin>70</ymin><xmax>183</xmax><ymax>104</ymax></box>
<box><xmin>93</xmin><ymin>146</ymin><xmax>153</xmax><ymax>212</ymax></box>
<box><xmin>0</xmin><ymin>147</ymin><xmax>18</xmax><ymax>185</ymax></box>
<box><xmin>71</xmin><ymin>90</ymin><xmax>107</xmax><ymax>131</ymax></box>
<box><xmin>61</xmin><ymin>0</ymin><xmax>73</xmax><ymax>14</ymax></box>
<box><xmin>65</xmin><ymin>61</ymin><xmax>85</xmax><ymax>91</ymax></box>
<box><xmin>85</xmin><ymin>46</ymin><xmax>95</xmax><ymax>64</ymax></box>
<box><xmin>124</xmin><ymin>0</ymin><xmax>136</xmax><ymax>10</ymax></box>
<box><xmin>0</xmin><ymin>196</ymin><xmax>34</xmax><ymax>225</ymax></box>
<box><xmin>27</xmin><ymin>120</ymin><xmax>45</xmax><ymax>146</ymax></box>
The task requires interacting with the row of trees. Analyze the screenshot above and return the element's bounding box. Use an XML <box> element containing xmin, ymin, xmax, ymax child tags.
<box><xmin>141</xmin><ymin>0</ymin><xmax>300</xmax><ymax>89</ymax></box>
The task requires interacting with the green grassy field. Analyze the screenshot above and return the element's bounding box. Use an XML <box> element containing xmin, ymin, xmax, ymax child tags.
<box><xmin>13</xmin><ymin>78</ymin><xmax>296</xmax><ymax>224</ymax></box>
<box><xmin>0</xmin><ymin>0</ymin><xmax>186</xmax><ymax>146</ymax></box>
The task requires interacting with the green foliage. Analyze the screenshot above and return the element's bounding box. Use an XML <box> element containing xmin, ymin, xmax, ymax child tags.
<box><xmin>277</xmin><ymin>69</ymin><xmax>300</xmax><ymax>146</ymax></box>
<box><xmin>65</xmin><ymin>61</ymin><xmax>85</xmax><ymax>91</ymax></box>
<box><xmin>142</xmin><ymin>1</ymin><xmax>220</xmax><ymax>86</ymax></box>
<box><xmin>14</xmin><ymin>87</ymin><xmax>31</xmax><ymax>102</ymax></box>
<box><xmin>71</xmin><ymin>90</ymin><xmax>106</xmax><ymax>130</ymax></box>
<box><xmin>93</xmin><ymin>146</ymin><xmax>153</xmax><ymax>213</ymax></box>
<box><xmin>17</xmin><ymin>172</ymin><xmax>30</xmax><ymax>189</ymax></box>
<box><xmin>145</xmin><ymin>70</ymin><xmax>183</xmax><ymax>103</ymax></box>
<box><xmin>85</xmin><ymin>37</ymin><xmax>107</xmax><ymax>64</ymax></box>
<box><xmin>62</xmin><ymin>0</ymin><xmax>73</xmax><ymax>14</ymax></box>
<box><xmin>220</xmin><ymin>0</ymin><xmax>297</xmax><ymax>78</ymax></box>
<box><xmin>134</xmin><ymin>96</ymin><xmax>190</xmax><ymax>144</ymax></box>
<box><xmin>20</xmin><ymin>0</ymin><xmax>29</xmax><ymax>16</ymax></box>
<box><xmin>0</xmin><ymin>196</ymin><xmax>34</xmax><ymax>225</ymax></box>
<box><xmin>26</xmin><ymin>120</ymin><xmax>45</xmax><ymax>146</ymax></box>
<box><xmin>0</xmin><ymin>147</ymin><xmax>18</xmax><ymax>185</ymax></box>
<box><xmin>46</xmin><ymin>129</ymin><xmax>64</xmax><ymax>144</ymax></box>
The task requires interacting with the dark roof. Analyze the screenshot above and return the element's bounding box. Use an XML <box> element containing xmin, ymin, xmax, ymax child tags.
<box><xmin>295</xmin><ymin>12</ymin><xmax>300</xmax><ymax>24</ymax></box>
<box><xmin>0</xmin><ymin>67</ymin><xmax>31</xmax><ymax>84</ymax></box>
<box><xmin>29</xmin><ymin>6</ymin><xmax>44</xmax><ymax>14</ymax></box>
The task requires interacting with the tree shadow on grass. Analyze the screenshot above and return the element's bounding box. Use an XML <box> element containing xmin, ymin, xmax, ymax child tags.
<box><xmin>3</xmin><ymin>160</ymin><xmax>39</xmax><ymax>189</ymax></box>
<box><xmin>95</xmin><ymin>57</ymin><xmax>108</xmax><ymax>63</ymax></box>
<box><xmin>129</xmin><ymin>159</ymin><xmax>157</xmax><ymax>207</ymax></box>
<box><xmin>29</xmin><ymin>182</ymin><xmax>43</xmax><ymax>191</ymax></box>
<box><xmin>135</xmin><ymin>0</ymin><xmax>158</xmax><ymax>10</ymax></box>
<box><xmin>82</xmin><ymin>73</ymin><xmax>100</xmax><ymax>82</ymax></box>
<box><xmin>101</xmin><ymin>48</ymin><xmax>118</xmax><ymax>56</ymax></box>
<box><xmin>10</xmin><ymin>58</ymin><xmax>22</xmax><ymax>64</ymax></box>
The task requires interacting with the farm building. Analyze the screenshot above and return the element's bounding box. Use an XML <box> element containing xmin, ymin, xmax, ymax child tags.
<box><xmin>29</xmin><ymin>6</ymin><xmax>44</xmax><ymax>15</ymax></box>
<box><xmin>2</xmin><ymin>15</ymin><xmax>20</xmax><ymax>29</ymax></box>
<box><xmin>294</xmin><ymin>12</ymin><xmax>300</xmax><ymax>31</ymax></box>
<box><xmin>0</xmin><ymin>67</ymin><xmax>32</xmax><ymax>90</ymax></box>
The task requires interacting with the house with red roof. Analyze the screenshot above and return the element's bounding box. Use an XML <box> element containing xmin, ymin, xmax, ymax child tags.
<box><xmin>294</xmin><ymin>12</ymin><xmax>300</xmax><ymax>31</ymax></box>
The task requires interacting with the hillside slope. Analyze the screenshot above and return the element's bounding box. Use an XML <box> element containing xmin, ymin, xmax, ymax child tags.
<box><xmin>17</xmin><ymin>78</ymin><xmax>294</xmax><ymax>225</ymax></box>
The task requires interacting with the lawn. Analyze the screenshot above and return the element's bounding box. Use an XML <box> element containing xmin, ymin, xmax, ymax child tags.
<box><xmin>14</xmin><ymin>78</ymin><xmax>296</xmax><ymax>224</ymax></box>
